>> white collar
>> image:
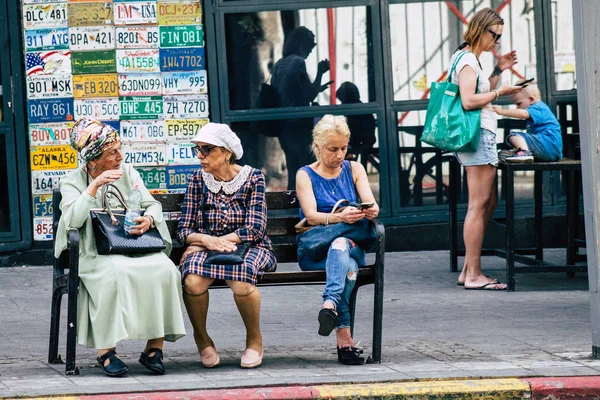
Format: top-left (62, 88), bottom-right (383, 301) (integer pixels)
top-left (202, 165), bottom-right (252, 194)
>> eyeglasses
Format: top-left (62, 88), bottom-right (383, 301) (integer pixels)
top-left (192, 145), bottom-right (216, 157)
top-left (487, 28), bottom-right (502, 42)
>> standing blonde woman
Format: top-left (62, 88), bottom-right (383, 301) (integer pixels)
top-left (295, 115), bottom-right (379, 365)
top-left (452, 8), bottom-right (523, 290)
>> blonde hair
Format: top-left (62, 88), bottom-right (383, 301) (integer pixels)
top-left (522, 83), bottom-right (542, 101)
top-left (463, 8), bottom-right (504, 55)
top-left (311, 114), bottom-right (351, 158)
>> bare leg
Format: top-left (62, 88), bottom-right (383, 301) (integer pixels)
top-left (229, 281), bottom-right (263, 353)
top-left (336, 328), bottom-right (354, 348)
top-left (143, 338), bottom-right (164, 357)
top-left (183, 274), bottom-right (214, 354)
top-left (508, 135), bottom-right (529, 151)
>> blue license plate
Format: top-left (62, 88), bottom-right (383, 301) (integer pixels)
top-left (102, 120), bottom-right (120, 131)
top-left (166, 165), bottom-right (198, 189)
top-left (25, 28), bottom-right (69, 51)
top-left (159, 48), bottom-right (204, 72)
top-left (33, 194), bottom-right (54, 217)
top-left (27, 98), bottom-right (74, 123)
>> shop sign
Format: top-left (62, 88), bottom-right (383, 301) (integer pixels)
top-left (120, 96), bottom-right (163, 120)
top-left (159, 25), bottom-right (204, 48)
top-left (28, 98), bottom-right (74, 123)
top-left (157, 1), bottom-right (202, 26)
top-left (121, 143), bottom-right (167, 166)
top-left (69, 26), bottom-right (116, 51)
top-left (29, 122), bottom-right (73, 146)
top-left (116, 26), bottom-right (159, 49)
top-left (74, 98), bottom-right (120, 120)
top-left (23, 4), bottom-right (68, 29)
top-left (33, 194), bottom-right (54, 217)
top-left (165, 118), bottom-right (208, 141)
top-left (25, 51), bottom-right (72, 76)
top-left (27, 74), bottom-right (73, 100)
top-left (30, 145), bottom-right (78, 171)
top-left (25, 28), bottom-right (69, 51)
top-left (166, 165), bottom-right (197, 189)
top-left (159, 47), bottom-right (204, 72)
top-left (33, 217), bottom-right (53, 241)
top-left (31, 170), bottom-right (69, 194)
top-left (114, 2), bottom-right (157, 25)
top-left (71, 50), bottom-right (116, 74)
top-left (119, 73), bottom-right (162, 96)
top-left (137, 167), bottom-right (167, 189)
top-left (68, 2), bottom-right (113, 26)
top-left (121, 120), bottom-right (165, 141)
top-left (116, 49), bottom-right (160, 73)
top-left (73, 74), bottom-right (119, 98)
top-left (167, 143), bottom-right (197, 164)
top-left (163, 94), bottom-right (208, 119)
top-left (161, 70), bottom-right (206, 95)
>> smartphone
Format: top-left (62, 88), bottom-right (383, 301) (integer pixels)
top-left (358, 202), bottom-right (375, 210)
top-left (323, 80), bottom-right (335, 86)
top-left (516, 78), bottom-right (535, 87)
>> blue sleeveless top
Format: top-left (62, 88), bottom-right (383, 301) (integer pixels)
top-left (299, 160), bottom-right (357, 219)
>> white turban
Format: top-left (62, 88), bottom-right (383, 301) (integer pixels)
top-left (191, 123), bottom-right (244, 160)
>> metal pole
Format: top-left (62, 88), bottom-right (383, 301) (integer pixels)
top-left (572, 0), bottom-right (600, 358)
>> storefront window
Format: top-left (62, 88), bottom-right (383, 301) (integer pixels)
top-left (551, 0), bottom-right (576, 91)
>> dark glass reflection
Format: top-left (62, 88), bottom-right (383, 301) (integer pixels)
top-left (0, 136), bottom-right (11, 231)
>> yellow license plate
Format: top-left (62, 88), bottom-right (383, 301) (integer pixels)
top-left (165, 118), bottom-right (209, 142)
top-left (30, 145), bottom-right (78, 171)
top-left (68, 2), bottom-right (113, 26)
top-left (157, 1), bottom-right (202, 25)
top-left (73, 74), bottom-right (119, 98)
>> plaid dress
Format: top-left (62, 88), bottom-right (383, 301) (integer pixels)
top-left (177, 167), bottom-right (276, 285)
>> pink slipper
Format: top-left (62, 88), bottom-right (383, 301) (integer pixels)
top-left (240, 348), bottom-right (263, 368)
top-left (200, 345), bottom-right (220, 368)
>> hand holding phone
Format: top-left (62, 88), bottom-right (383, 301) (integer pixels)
top-left (516, 78), bottom-right (534, 87)
top-left (357, 202), bottom-right (374, 210)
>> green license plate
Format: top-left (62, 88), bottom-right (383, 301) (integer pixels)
top-left (120, 96), bottom-right (163, 120)
top-left (136, 167), bottom-right (166, 189)
top-left (159, 25), bottom-right (203, 48)
top-left (71, 50), bottom-right (117, 74)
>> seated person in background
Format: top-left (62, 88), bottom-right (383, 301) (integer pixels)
top-left (493, 83), bottom-right (562, 163)
top-left (55, 118), bottom-right (186, 377)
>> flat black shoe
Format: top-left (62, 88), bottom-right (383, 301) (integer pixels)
top-left (139, 348), bottom-right (165, 375)
top-left (337, 346), bottom-right (365, 365)
top-left (318, 308), bottom-right (337, 336)
top-left (97, 350), bottom-right (129, 377)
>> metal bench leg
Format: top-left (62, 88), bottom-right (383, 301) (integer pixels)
top-left (506, 167), bottom-right (516, 291)
top-left (348, 286), bottom-right (358, 338)
top-left (65, 245), bottom-right (80, 375)
top-left (449, 157), bottom-right (458, 272)
top-left (371, 268), bottom-right (384, 364)
top-left (567, 170), bottom-right (577, 266)
top-left (48, 287), bottom-right (63, 364)
top-left (534, 171), bottom-right (543, 261)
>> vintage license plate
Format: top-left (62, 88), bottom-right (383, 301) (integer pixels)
top-left (30, 145), bottom-right (78, 171)
top-left (120, 96), bottom-right (163, 120)
top-left (73, 74), bottom-right (119, 98)
top-left (119, 73), bottom-right (162, 96)
top-left (71, 50), bottom-right (116, 74)
top-left (116, 49), bottom-right (160, 73)
top-left (116, 26), bottom-right (159, 49)
top-left (165, 118), bottom-right (208, 141)
top-left (69, 26), bottom-right (115, 51)
top-left (24, 0), bottom-right (65, 4)
top-left (33, 217), bottom-right (54, 241)
top-left (120, 120), bottom-right (165, 141)
top-left (122, 143), bottom-right (167, 166)
top-left (68, 2), bottom-right (113, 26)
top-left (29, 122), bottom-right (73, 146)
top-left (23, 4), bottom-right (68, 29)
top-left (157, 1), bottom-right (202, 25)
top-left (33, 194), bottom-right (54, 217)
top-left (159, 25), bottom-right (204, 48)
top-left (163, 95), bottom-right (208, 119)
top-left (161, 71), bottom-right (206, 95)
top-left (27, 74), bottom-right (73, 100)
top-left (25, 28), bottom-right (69, 51)
top-left (28, 98), bottom-right (74, 123)
top-left (166, 165), bottom-right (197, 189)
top-left (25, 51), bottom-right (72, 76)
top-left (159, 48), bottom-right (204, 72)
top-left (167, 142), bottom-right (197, 164)
top-left (31, 170), bottom-right (69, 194)
top-left (74, 98), bottom-right (120, 120)
top-left (137, 166), bottom-right (166, 189)
top-left (114, 2), bottom-right (157, 25)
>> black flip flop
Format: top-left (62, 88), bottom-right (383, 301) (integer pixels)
top-left (464, 281), bottom-right (507, 290)
top-left (318, 308), bottom-right (337, 336)
top-left (457, 276), bottom-right (500, 286)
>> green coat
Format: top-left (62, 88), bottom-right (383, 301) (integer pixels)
top-left (54, 164), bottom-right (186, 349)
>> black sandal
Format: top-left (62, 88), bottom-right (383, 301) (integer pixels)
top-left (139, 348), bottom-right (165, 375)
top-left (318, 308), bottom-right (338, 337)
top-left (337, 346), bottom-right (365, 365)
top-left (97, 350), bottom-right (129, 377)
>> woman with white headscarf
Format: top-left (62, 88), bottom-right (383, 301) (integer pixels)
top-left (55, 117), bottom-right (186, 377)
top-left (177, 123), bottom-right (276, 369)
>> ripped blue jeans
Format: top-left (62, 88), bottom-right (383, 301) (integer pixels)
top-left (299, 237), bottom-right (366, 329)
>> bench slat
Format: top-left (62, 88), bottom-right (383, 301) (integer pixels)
top-left (156, 191), bottom-right (300, 213)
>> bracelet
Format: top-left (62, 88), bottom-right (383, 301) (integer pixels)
top-left (493, 89), bottom-right (499, 101)
top-left (325, 214), bottom-right (331, 226)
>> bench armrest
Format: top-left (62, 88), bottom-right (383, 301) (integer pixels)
top-left (371, 218), bottom-right (385, 271)
top-left (67, 229), bottom-right (80, 279)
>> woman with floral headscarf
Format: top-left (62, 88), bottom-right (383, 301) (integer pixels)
top-left (55, 118), bottom-right (185, 377)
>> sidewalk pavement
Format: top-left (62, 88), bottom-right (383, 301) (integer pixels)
top-left (0, 250), bottom-right (596, 399)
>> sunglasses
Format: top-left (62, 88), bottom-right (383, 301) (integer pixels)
top-left (192, 145), bottom-right (216, 157)
top-left (487, 28), bottom-right (502, 42)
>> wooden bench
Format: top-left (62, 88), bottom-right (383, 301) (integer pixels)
top-left (48, 188), bottom-right (386, 375)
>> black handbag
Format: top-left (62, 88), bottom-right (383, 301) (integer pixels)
top-left (90, 184), bottom-right (166, 255)
top-left (199, 183), bottom-right (247, 265)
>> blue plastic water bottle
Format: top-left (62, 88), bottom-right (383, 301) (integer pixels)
top-left (124, 183), bottom-right (142, 235)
